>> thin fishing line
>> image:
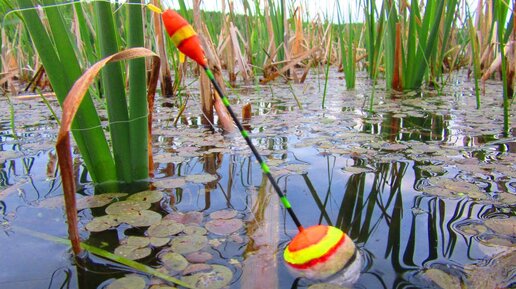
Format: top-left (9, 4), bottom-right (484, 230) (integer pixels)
top-left (70, 112), bottom-right (149, 132)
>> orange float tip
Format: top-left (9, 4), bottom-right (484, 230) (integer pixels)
top-left (161, 9), bottom-right (208, 67)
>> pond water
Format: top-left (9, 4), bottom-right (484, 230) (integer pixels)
top-left (0, 70), bottom-right (515, 289)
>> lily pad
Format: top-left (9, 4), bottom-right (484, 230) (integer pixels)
top-left (124, 236), bottom-right (151, 247)
top-left (423, 268), bottom-right (463, 289)
top-left (154, 178), bottom-right (186, 189)
top-left (181, 264), bottom-right (233, 289)
top-left (170, 235), bottom-right (208, 254)
top-left (342, 166), bottom-right (373, 174)
top-left (114, 245), bottom-right (152, 260)
top-left (153, 153), bottom-right (185, 164)
top-left (209, 209), bottom-right (237, 220)
top-left (106, 200), bottom-right (151, 215)
top-left (147, 219), bottom-right (185, 237)
top-left (454, 220), bottom-right (488, 236)
top-left (106, 275), bottom-right (146, 289)
top-left (308, 284), bottom-right (350, 289)
top-left (128, 190), bottom-right (163, 203)
top-left (150, 237), bottom-right (171, 247)
top-left (484, 217), bottom-right (516, 236)
top-left (117, 210), bottom-right (162, 227)
top-left (478, 233), bottom-right (516, 247)
top-left (284, 164), bottom-right (310, 174)
top-left (76, 193), bottom-right (128, 210)
top-left (185, 173), bottom-right (218, 184)
top-left (160, 251), bottom-right (189, 272)
top-left (85, 215), bottom-right (119, 232)
top-left (184, 225), bottom-right (207, 235)
top-left (205, 219), bottom-right (243, 235)
top-left (165, 211), bottom-right (203, 225)
top-left (185, 251), bottom-right (213, 263)
top-left (183, 263), bottom-right (212, 275)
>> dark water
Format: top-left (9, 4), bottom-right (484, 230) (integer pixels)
top-left (0, 70), bottom-right (515, 289)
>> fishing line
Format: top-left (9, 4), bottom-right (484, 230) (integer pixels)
top-left (70, 112), bottom-right (149, 132)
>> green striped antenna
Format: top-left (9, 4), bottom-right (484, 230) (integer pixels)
top-left (203, 65), bottom-right (304, 232)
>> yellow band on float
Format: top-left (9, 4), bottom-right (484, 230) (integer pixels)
top-left (170, 25), bottom-right (197, 47)
top-left (284, 226), bottom-right (343, 265)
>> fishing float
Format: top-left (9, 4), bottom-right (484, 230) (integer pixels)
top-left (148, 4), bottom-right (359, 281)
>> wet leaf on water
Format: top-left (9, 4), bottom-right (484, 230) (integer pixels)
top-left (164, 211), bottom-right (203, 225)
top-left (160, 251), bottom-right (189, 272)
top-left (478, 233), bottom-right (516, 247)
top-left (128, 190), bottom-right (163, 203)
top-left (181, 264), bottom-right (233, 289)
top-left (105, 200), bottom-right (151, 215)
top-left (209, 209), bottom-right (237, 220)
top-left (185, 174), bottom-right (218, 184)
top-left (149, 285), bottom-right (176, 289)
top-left (150, 237), bottom-right (171, 247)
top-left (124, 236), bottom-right (151, 248)
top-left (117, 210), bottom-right (162, 227)
top-left (114, 245), bottom-right (152, 260)
top-left (205, 219), bottom-right (243, 235)
top-left (170, 234), bottom-right (208, 254)
top-left (183, 263), bottom-right (212, 275)
top-left (464, 250), bottom-right (516, 289)
top-left (381, 143), bottom-right (408, 151)
top-left (184, 225), bottom-right (207, 235)
top-left (153, 178), bottom-right (186, 189)
top-left (85, 215), bottom-right (119, 232)
top-left (308, 283), bottom-right (351, 289)
top-left (0, 151), bottom-right (22, 162)
top-left (454, 220), bottom-right (488, 236)
top-left (423, 268), bottom-right (462, 289)
top-left (106, 275), bottom-right (146, 289)
top-left (418, 165), bottom-right (446, 174)
top-left (147, 219), bottom-right (185, 237)
top-left (342, 166), bottom-right (373, 174)
top-left (76, 193), bottom-right (128, 210)
top-left (484, 217), bottom-right (516, 236)
top-left (284, 164), bottom-right (310, 174)
top-left (153, 153), bottom-right (185, 164)
top-left (421, 186), bottom-right (461, 199)
top-left (185, 251), bottom-right (213, 263)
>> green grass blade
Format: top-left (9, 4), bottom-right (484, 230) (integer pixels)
top-left (94, 1), bottom-right (132, 183)
top-left (15, 0), bottom-right (116, 184)
top-left (126, 0), bottom-right (148, 183)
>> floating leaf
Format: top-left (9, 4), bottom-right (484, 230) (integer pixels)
top-left (85, 215), bottom-right (119, 232)
top-left (76, 193), bottom-right (128, 210)
top-left (154, 153), bottom-right (185, 164)
top-left (170, 235), bottom-right (208, 254)
top-left (161, 251), bottom-right (189, 272)
top-left (128, 190), bottom-right (163, 203)
top-left (106, 200), bottom-right (151, 215)
top-left (342, 166), bottom-right (373, 174)
top-left (185, 173), bottom-right (218, 184)
top-left (154, 178), bottom-right (186, 189)
top-left (478, 233), bottom-right (516, 247)
top-left (284, 164), bottom-right (310, 174)
top-left (423, 268), bottom-right (462, 289)
top-left (184, 225), bottom-right (207, 235)
top-left (150, 237), bottom-right (171, 247)
top-left (114, 245), bottom-right (152, 260)
top-left (106, 275), bottom-right (146, 289)
top-left (454, 220), bottom-right (488, 236)
top-left (484, 217), bottom-right (516, 236)
top-left (308, 284), bottom-right (350, 289)
top-left (124, 236), bottom-right (151, 248)
top-left (205, 219), bottom-right (243, 235)
top-left (165, 211), bottom-right (203, 225)
top-left (185, 251), bottom-right (213, 263)
top-left (118, 210), bottom-right (162, 227)
top-left (209, 209), bottom-right (237, 220)
top-left (381, 143), bottom-right (408, 151)
top-left (147, 219), bottom-right (185, 237)
top-left (183, 263), bottom-right (212, 275)
top-left (181, 264), bottom-right (233, 289)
